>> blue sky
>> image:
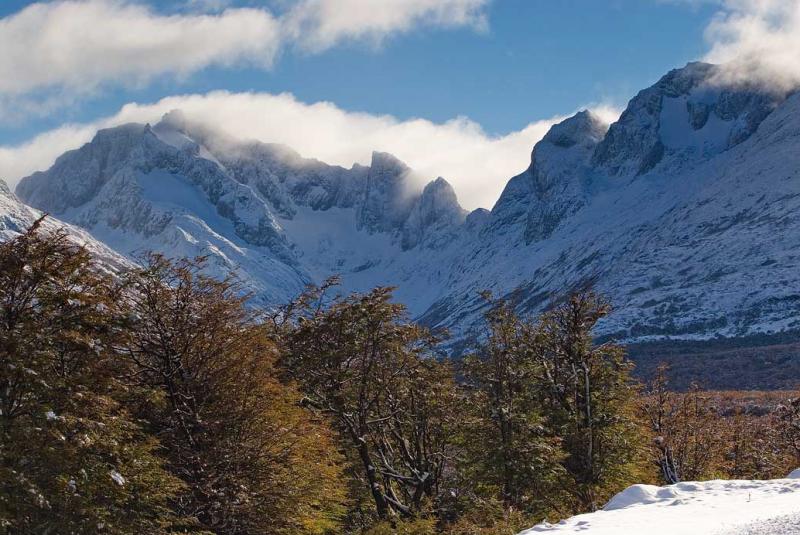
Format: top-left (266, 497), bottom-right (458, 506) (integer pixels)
top-left (1, 0), bottom-right (792, 209)
top-left (0, 0), bottom-right (718, 144)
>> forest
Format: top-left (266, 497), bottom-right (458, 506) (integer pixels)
top-left (2, 220), bottom-right (800, 535)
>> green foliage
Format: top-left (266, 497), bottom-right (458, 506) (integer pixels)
top-left (443, 504), bottom-right (532, 535)
top-left (457, 291), bottom-right (647, 525)
top-left (279, 285), bottom-right (648, 531)
top-left (119, 254), bottom-right (349, 534)
top-left (0, 221), bottom-right (658, 534)
top-left (0, 224), bottom-right (349, 534)
top-left (537, 292), bottom-right (648, 511)
top-left (459, 299), bottom-right (566, 518)
top-left (277, 283), bottom-right (460, 521)
top-left (0, 220), bottom-right (185, 533)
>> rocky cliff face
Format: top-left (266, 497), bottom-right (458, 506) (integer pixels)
top-left (592, 62), bottom-right (782, 177)
top-left (14, 61), bottom-right (800, 346)
top-left (402, 177), bottom-right (467, 250)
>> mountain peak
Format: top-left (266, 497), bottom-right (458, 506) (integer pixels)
top-left (592, 61), bottom-right (783, 177)
top-left (10, 60), bottom-right (800, 357)
top-left (657, 61), bottom-right (717, 97)
top-left (485, 109), bottom-right (611, 242)
top-left (16, 121), bottom-right (158, 214)
top-left (427, 176), bottom-right (456, 193)
top-left (356, 152), bottom-right (416, 234)
top-left (159, 109), bottom-right (191, 131)
top-left (151, 109), bottom-right (220, 148)
top-left (541, 110), bottom-right (610, 150)
top-left (419, 176), bottom-right (462, 218)
top-left (401, 176), bottom-right (466, 250)
top-left (95, 122), bottom-right (149, 142)
top-left (369, 151), bottom-right (409, 177)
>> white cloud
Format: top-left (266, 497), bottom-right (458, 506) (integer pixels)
top-left (0, 1), bottom-right (281, 96)
top-left (284, 0), bottom-right (489, 51)
top-left (0, 0), bottom-right (491, 113)
top-left (702, 0), bottom-right (800, 91)
top-left (0, 91), bottom-right (618, 210)
top-left (0, 123), bottom-right (99, 186)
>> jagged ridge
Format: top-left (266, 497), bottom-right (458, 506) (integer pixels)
top-left (14, 62), bottom-right (800, 348)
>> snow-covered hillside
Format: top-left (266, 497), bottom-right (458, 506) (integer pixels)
top-left (521, 471), bottom-right (800, 535)
top-left (15, 111), bottom-right (466, 309)
top-left (13, 61), bottom-right (800, 346)
top-left (0, 178), bottom-right (127, 269)
top-left (419, 62), bottom-right (799, 343)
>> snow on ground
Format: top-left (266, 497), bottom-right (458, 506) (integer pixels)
top-left (520, 472), bottom-right (800, 535)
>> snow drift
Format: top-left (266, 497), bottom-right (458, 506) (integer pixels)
top-left (521, 472), bottom-right (800, 535)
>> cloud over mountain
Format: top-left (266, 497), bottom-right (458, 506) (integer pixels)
top-left (0, 90), bottom-right (618, 210)
top-left (703, 0), bottom-right (800, 91)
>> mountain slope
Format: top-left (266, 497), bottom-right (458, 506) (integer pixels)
top-left (16, 111), bottom-right (467, 309)
top-left (15, 62), bottom-right (800, 350)
top-left (0, 178), bottom-right (129, 276)
top-left (418, 62), bottom-right (799, 344)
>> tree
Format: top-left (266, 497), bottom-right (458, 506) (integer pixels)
top-left (722, 407), bottom-right (784, 480)
top-left (0, 220), bottom-right (184, 533)
top-left (277, 283), bottom-right (459, 522)
top-left (774, 396), bottom-right (800, 466)
top-left (536, 291), bottom-right (645, 511)
top-left (117, 254), bottom-right (348, 534)
top-left (640, 370), bottom-right (724, 484)
top-left (459, 297), bottom-right (566, 518)
top-left (639, 364), bottom-right (683, 484)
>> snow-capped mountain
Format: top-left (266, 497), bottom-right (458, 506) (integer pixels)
top-left (14, 62), bottom-right (800, 346)
top-left (15, 110), bottom-right (468, 310)
top-left (0, 178), bottom-right (127, 269)
top-left (417, 61), bottom-right (799, 343)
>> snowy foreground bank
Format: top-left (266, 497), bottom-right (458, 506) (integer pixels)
top-left (520, 470), bottom-right (800, 535)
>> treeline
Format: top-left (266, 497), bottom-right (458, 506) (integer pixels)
top-left (1, 221), bottom-right (799, 534)
top-left (641, 370), bottom-right (800, 484)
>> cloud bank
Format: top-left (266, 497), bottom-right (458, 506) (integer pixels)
top-left (0, 1), bottom-right (281, 96)
top-left (703, 0), bottom-right (800, 91)
top-left (0, 0), bottom-right (489, 103)
top-left (0, 91), bottom-right (618, 211)
top-left (284, 0), bottom-right (488, 51)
